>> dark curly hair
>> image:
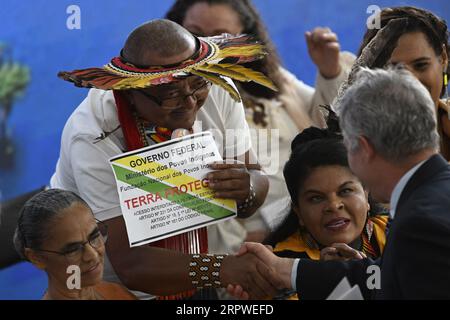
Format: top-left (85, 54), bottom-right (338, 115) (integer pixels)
top-left (264, 113), bottom-right (386, 247)
top-left (165, 0), bottom-right (284, 99)
top-left (359, 6), bottom-right (449, 97)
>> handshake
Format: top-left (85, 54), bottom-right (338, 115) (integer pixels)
top-left (220, 242), bottom-right (365, 299)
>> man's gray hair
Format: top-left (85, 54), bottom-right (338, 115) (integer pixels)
top-left (336, 66), bottom-right (440, 161)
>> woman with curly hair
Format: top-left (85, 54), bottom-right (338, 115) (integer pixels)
top-left (166, 0), bottom-right (354, 247)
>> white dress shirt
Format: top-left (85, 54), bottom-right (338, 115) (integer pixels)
top-left (389, 160), bottom-right (426, 218)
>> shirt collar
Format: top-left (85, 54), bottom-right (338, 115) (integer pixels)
top-left (389, 160), bottom-right (427, 218)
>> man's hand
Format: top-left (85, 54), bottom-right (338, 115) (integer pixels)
top-left (306, 27), bottom-right (341, 79)
top-left (320, 243), bottom-right (366, 261)
top-left (226, 242), bottom-right (295, 299)
top-left (207, 162), bottom-right (252, 205)
top-left (220, 252), bottom-right (279, 299)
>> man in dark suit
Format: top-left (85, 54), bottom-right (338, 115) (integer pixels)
top-left (229, 67), bottom-right (450, 299)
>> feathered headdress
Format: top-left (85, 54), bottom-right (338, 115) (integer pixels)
top-left (58, 34), bottom-right (277, 102)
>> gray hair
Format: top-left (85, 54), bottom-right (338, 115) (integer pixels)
top-left (336, 66), bottom-right (440, 161)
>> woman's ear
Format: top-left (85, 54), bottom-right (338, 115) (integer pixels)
top-left (364, 189), bottom-right (370, 211)
top-left (364, 190), bottom-right (371, 211)
top-left (24, 248), bottom-right (47, 270)
top-left (292, 204), bottom-right (305, 227)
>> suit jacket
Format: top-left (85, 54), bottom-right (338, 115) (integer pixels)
top-left (296, 154), bottom-right (450, 299)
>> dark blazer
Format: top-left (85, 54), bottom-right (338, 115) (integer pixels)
top-left (296, 154), bottom-right (450, 299)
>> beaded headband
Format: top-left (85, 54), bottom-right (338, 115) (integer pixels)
top-left (58, 34), bottom-right (277, 102)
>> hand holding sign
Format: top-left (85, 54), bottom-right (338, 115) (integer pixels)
top-left (110, 132), bottom-right (237, 247)
top-left (207, 162), bottom-right (251, 203)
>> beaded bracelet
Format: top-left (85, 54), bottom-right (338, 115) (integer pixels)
top-left (237, 181), bottom-right (256, 212)
top-left (189, 254), bottom-right (227, 289)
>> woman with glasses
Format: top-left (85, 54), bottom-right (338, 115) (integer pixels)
top-left (13, 189), bottom-right (136, 300)
top-left (51, 20), bottom-right (276, 300)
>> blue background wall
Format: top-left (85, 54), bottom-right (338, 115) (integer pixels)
top-left (1, 0), bottom-right (449, 299)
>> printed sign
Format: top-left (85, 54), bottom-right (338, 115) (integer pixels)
top-left (110, 132), bottom-right (237, 247)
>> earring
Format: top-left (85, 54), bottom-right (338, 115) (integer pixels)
top-left (444, 73), bottom-right (449, 105)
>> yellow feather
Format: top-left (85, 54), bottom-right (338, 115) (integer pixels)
top-left (217, 44), bottom-right (266, 59)
top-left (221, 64), bottom-right (277, 91)
top-left (112, 77), bottom-right (153, 90)
top-left (196, 64), bottom-right (249, 82)
top-left (197, 63), bottom-right (277, 91)
top-left (190, 70), bottom-right (241, 102)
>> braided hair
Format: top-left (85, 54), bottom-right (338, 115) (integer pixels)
top-left (359, 6), bottom-right (449, 97)
top-left (13, 189), bottom-right (90, 260)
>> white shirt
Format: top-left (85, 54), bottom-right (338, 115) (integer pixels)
top-left (389, 160), bottom-right (426, 218)
top-left (51, 85), bottom-right (252, 221)
top-left (50, 84), bottom-right (253, 295)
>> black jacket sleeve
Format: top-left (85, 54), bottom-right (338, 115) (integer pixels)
top-left (383, 210), bottom-right (450, 299)
top-left (296, 257), bottom-right (379, 300)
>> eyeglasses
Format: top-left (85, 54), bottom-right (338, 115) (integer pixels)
top-left (36, 220), bottom-right (108, 264)
top-left (135, 79), bottom-right (211, 110)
